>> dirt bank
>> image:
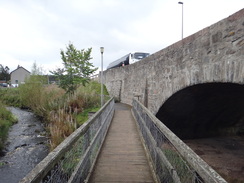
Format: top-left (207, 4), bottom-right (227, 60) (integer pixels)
top-left (185, 136), bottom-right (244, 183)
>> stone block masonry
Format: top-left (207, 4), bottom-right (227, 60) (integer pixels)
top-left (103, 8), bottom-right (244, 114)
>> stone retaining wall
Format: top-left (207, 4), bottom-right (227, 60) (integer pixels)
top-left (103, 9), bottom-right (244, 114)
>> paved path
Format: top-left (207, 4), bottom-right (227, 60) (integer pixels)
top-left (88, 103), bottom-right (155, 183)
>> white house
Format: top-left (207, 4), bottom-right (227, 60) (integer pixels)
top-left (10, 65), bottom-right (30, 86)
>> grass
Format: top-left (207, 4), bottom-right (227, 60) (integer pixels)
top-left (0, 88), bottom-right (21, 107)
top-left (43, 81), bottom-right (108, 149)
top-left (0, 102), bottom-right (18, 152)
top-left (0, 78), bottom-right (109, 151)
top-left (48, 81), bottom-right (107, 149)
top-left (163, 148), bottom-right (194, 182)
top-left (76, 107), bottom-right (100, 126)
top-left (0, 161), bottom-right (6, 167)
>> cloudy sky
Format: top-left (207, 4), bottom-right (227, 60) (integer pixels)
top-left (0, 0), bottom-right (243, 74)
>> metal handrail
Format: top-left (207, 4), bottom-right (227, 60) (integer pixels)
top-left (132, 99), bottom-right (227, 183)
top-left (20, 98), bottom-right (115, 183)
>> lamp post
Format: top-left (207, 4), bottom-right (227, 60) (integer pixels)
top-left (178, 1), bottom-right (183, 40)
top-left (100, 47), bottom-right (104, 107)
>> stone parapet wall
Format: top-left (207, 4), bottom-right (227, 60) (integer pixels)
top-left (103, 9), bottom-right (244, 114)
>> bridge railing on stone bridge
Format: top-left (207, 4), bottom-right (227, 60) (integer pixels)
top-left (132, 99), bottom-right (228, 183)
top-left (20, 98), bottom-right (115, 183)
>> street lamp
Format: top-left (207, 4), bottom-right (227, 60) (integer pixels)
top-left (178, 1), bottom-right (183, 40)
top-left (100, 47), bottom-right (104, 107)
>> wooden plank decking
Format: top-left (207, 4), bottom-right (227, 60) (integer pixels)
top-left (88, 103), bottom-right (155, 183)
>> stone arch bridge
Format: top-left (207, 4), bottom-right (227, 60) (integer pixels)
top-left (103, 9), bottom-right (244, 139)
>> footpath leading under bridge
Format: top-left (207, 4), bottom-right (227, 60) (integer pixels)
top-left (21, 98), bottom-right (227, 183)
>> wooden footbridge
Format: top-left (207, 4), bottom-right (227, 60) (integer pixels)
top-left (21, 98), bottom-right (227, 183)
top-left (88, 103), bottom-right (154, 182)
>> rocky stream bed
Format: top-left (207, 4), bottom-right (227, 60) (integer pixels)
top-left (0, 107), bottom-right (49, 183)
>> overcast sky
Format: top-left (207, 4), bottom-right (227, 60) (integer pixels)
top-left (0, 0), bottom-right (243, 74)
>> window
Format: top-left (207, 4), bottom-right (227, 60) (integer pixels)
top-left (133, 53), bottom-right (149, 59)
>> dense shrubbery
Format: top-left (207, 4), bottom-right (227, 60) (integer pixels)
top-left (0, 44), bottom-right (105, 150)
top-left (0, 77), bottom-right (109, 150)
top-left (19, 76), bottom-right (65, 118)
top-left (47, 81), bottom-right (109, 149)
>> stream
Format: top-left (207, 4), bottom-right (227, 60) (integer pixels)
top-left (0, 107), bottom-right (49, 183)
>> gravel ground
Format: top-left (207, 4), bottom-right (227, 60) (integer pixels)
top-left (185, 136), bottom-right (244, 183)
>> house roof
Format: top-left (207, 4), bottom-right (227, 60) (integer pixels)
top-left (10, 66), bottom-right (31, 75)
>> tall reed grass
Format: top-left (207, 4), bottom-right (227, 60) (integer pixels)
top-left (0, 77), bottom-right (108, 150)
top-left (19, 77), bottom-right (65, 117)
top-left (47, 81), bottom-right (108, 149)
top-left (17, 77), bottom-right (108, 150)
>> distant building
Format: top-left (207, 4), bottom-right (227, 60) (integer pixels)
top-left (10, 65), bottom-right (30, 86)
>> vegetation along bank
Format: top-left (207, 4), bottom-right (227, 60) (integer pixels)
top-left (0, 43), bottom-right (109, 152)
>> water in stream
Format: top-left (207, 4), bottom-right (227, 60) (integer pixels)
top-left (0, 107), bottom-right (49, 183)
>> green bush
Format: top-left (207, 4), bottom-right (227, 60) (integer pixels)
top-left (18, 75), bottom-right (65, 118)
top-left (19, 82), bottom-right (42, 109)
top-left (0, 103), bottom-right (18, 151)
top-left (77, 81), bottom-right (110, 107)
top-left (0, 88), bottom-right (21, 107)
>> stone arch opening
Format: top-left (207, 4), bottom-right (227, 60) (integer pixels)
top-left (156, 83), bottom-right (244, 139)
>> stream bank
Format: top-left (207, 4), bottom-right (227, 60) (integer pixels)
top-left (0, 107), bottom-right (49, 183)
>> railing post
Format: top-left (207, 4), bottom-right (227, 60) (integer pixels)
top-left (20, 98), bottom-right (115, 183)
top-left (132, 98), bottom-right (227, 183)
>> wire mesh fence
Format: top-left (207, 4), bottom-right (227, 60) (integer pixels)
top-left (132, 99), bottom-right (227, 183)
top-left (20, 98), bottom-right (115, 183)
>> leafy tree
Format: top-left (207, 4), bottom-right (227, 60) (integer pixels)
top-left (0, 65), bottom-right (10, 81)
top-left (29, 62), bottom-right (48, 84)
top-left (51, 43), bottom-right (97, 94)
top-left (31, 61), bottom-right (45, 75)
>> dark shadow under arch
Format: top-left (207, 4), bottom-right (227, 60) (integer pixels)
top-left (156, 83), bottom-right (244, 139)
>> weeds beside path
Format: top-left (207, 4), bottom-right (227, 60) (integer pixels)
top-left (0, 80), bottom-right (109, 151)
